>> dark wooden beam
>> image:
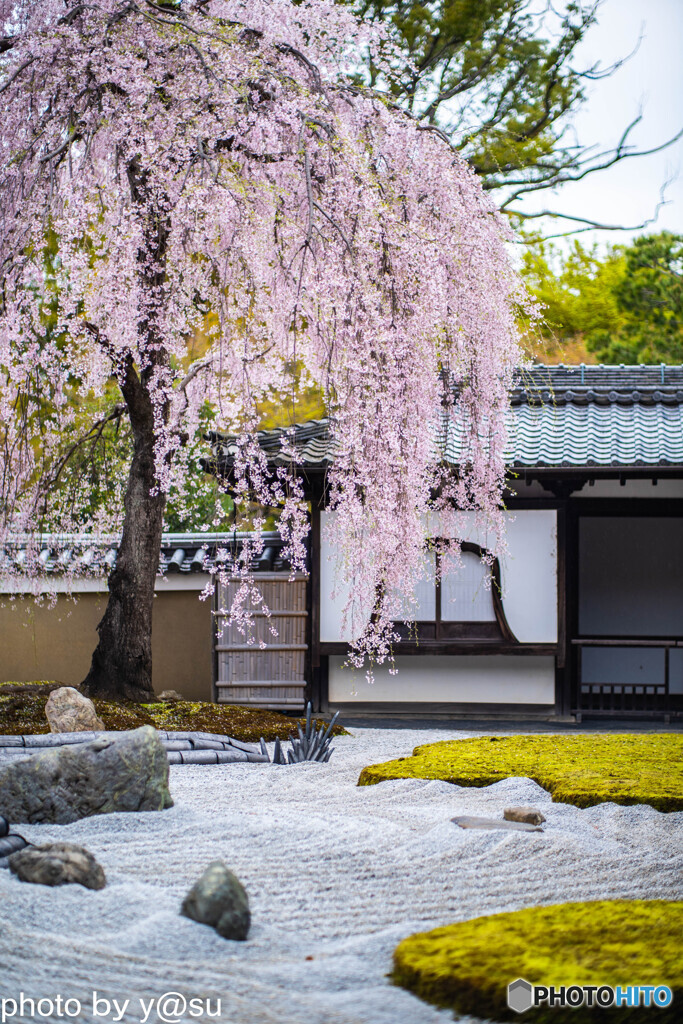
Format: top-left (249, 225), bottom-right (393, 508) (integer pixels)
top-left (327, 701), bottom-right (560, 719)
top-left (555, 500), bottom-right (570, 716)
top-left (320, 641), bottom-right (558, 657)
top-left (308, 492), bottom-right (322, 711)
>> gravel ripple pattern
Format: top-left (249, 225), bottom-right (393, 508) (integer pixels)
top-left (1, 727), bottom-right (682, 1024)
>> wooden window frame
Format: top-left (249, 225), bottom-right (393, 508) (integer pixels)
top-left (392, 540), bottom-right (518, 645)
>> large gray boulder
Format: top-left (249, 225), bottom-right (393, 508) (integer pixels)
top-left (45, 686), bottom-right (105, 733)
top-left (0, 726), bottom-right (173, 824)
top-left (181, 861), bottom-right (250, 941)
top-left (9, 843), bottom-right (106, 890)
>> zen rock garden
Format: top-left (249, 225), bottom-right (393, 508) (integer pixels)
top-left (0, 690), bottom-right (339, 945)
top-left (0, 716), bottom-right (254, 941)
top-left (0, 684), bottom-right (681, 1024)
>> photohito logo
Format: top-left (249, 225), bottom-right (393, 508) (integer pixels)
top-left (507, 979), bottom-right (673, 1013)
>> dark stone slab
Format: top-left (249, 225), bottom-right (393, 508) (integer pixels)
top-left (161, 731), bottom-right (225, 743)
top-left (23, 732), bottom-right (97, 747)
top-left (215, 750), bottom-right (248, 764)
top-left (0, 751), bottom-right (32, 765)
top-left (223, 738), bottom-right (262, 754)
top-left (185, 731), bottom-right (234, 743)
top-left (179, 750), bottom-right (219, 765)
top-left (0, 834), bottom-right (30, 860)
top-left (1, 731), bottom-right (264, 767)
top-left (452, 815), bottom-right (544, 833)
top-left (189, 739), bottom-right (229, 751)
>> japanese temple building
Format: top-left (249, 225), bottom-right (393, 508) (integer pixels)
top-left (2, 364), bottom-right (682, 722)
top-left (210, 364), bottom-right (683, 721)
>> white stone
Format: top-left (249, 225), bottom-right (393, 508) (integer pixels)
top-left (45, 687), bottom-right (104, 734)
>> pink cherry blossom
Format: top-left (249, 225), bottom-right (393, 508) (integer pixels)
top-left (0, 1), bottom-right (527, 687)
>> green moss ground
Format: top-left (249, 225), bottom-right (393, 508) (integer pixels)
top-left (392, 900), bottom-right (683, 1022)
top-left (358, 734), bottom-right (683, 811)
top-left (0, 681), bottom-right (345, 742)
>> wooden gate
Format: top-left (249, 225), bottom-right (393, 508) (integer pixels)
top-left (213, 574), bottom-right (308, 710)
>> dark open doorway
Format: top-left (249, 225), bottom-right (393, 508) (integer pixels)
top-left (569, 502), bottom-right (683, 720)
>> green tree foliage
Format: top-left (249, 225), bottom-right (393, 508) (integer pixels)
top-left (520, 232), bottom-right (683, 364)
top-left (603, 232), bottom-right (683, 364)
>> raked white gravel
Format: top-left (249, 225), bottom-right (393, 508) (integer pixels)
top-left (1, 726), bottom-right (682, 1024)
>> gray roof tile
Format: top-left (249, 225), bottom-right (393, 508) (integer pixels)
top-left (209, 365), bottom-right (683, 470)
top-left (1, 532), bottom-right (297, 578)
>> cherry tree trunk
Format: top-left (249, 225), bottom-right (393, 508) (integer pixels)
top-left (81, 360), bottom-right (165, 702)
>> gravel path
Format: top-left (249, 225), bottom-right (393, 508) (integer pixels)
top-left (1, 726), bottom-right (682, 1024)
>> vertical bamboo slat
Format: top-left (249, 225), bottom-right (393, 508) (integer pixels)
top-left (213, 574), bottom-right (308, 710)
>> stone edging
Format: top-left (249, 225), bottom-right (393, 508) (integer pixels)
top-left (0, 731), bottom-right (270, 766)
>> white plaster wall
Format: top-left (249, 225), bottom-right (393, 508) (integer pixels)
top-left (497, 511), bottom-right (557, 642)
top-left (0, 573), bottom-right (212, 595)
top-left (320, 510), bottom-right (557, 643)
top-left (328, 655), bottom-right (556, 704)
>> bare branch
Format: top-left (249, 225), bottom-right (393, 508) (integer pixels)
top-left (572, 24), bottom-right (644, 81)
top-left (500, 121), bottom-right (683, 208)
top-left (39, 134), bottom-right (81, 164)
top-left (514, 177), bottom-right (673, 238)
top-left (276, 42), bottom-right (322, 93)
top-left (176, 355), bottom-right (213, 394)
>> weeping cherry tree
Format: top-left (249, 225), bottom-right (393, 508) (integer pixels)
top-left (0, 0), bottom-right (525, 700)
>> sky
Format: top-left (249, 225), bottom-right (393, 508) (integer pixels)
top-left (513, 0), bottom-right (683, 251)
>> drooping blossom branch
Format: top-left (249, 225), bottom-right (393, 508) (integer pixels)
top-left (0, 0), bottom-right (528, 682)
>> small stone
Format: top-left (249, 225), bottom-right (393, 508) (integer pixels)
top-left (181, 860), bottom-right (250, 941)
top-left (452, 815), bottom-right (543, 833)
top-left (45, 687), bottom-right (104, 733)
top-left (158, 690), bottom-right (183, 702)
top-left (504, 806), bottom-right (547, 826)
top-left (9, 843), bottom-right (106, 890)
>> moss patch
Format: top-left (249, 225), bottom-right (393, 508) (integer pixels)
top-left (358, 734), bottom-right (683, 812)
top-left (0, 683), bottom-right (344, 743)
top-left (393, 900), bottom-right (683, 1022)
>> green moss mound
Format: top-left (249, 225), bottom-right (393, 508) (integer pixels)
top-left (0, 683), bottom-right (344, 742)
top-left (393, 900), bottom-right (683, 1022)
top-left (358, 733), bottom-right (683, 812)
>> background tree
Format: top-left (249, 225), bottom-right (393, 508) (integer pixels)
top-left (0, 0), bottom-right (525, 699)
top-left (519, 232), bottom-right (683, 364)
top-left (598, 232), bottom-right (683, 364)
top-left (345, 0), bottom-right (681, 230)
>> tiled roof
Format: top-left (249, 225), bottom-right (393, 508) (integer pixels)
top-left (0, 532), bottom-right (297, 578)
top-left (504, 400), bottom-right (682, 467)
top-left (209, 365), bottom-right (683, 470)
top-left (513, 363), bottom-right (683, 392)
